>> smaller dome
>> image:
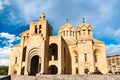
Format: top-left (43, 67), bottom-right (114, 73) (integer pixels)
top-left (58, 23), bottom-right (75, 33)
top-left (77, 23), bottom-right (92, 31)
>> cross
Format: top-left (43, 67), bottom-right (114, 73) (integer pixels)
top-left (82, 17), bottom-right (85, 23)
top-left (40, 13), bottom-right (45, 20)
top-left (66, 18), bottom-right (68, 23)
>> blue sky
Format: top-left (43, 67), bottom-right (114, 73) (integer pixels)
top-left (0, 0), bottom-right (120, 65)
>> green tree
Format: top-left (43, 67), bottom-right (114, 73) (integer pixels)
top-left (108, 70), bottom-right (112, 74)
top-left (0, 66), bottom-right (8, 75)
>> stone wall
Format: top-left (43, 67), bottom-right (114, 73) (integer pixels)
top-left (1, 75), bottom-right (120, 80)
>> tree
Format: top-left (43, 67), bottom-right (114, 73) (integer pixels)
top-left (108, 70), bottom-right (112, 74)
top-left (0, 66), bottom-right (8, 75)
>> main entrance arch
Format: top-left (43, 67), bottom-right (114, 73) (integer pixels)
top-left (30, 55), bottom-right (41, 75)
top-left (48, 65), bottom-right (58, 74)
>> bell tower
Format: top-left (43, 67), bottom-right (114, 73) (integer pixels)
top-left (29, 13), bottom-right (52, 40)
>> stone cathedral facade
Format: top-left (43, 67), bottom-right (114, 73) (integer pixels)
top-left (8, 13), bottom-right (108, 75)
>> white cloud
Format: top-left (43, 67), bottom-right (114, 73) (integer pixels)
top-left (96, 27), bottom-right (120, 42)
top-left (0, 59), bottom-right (9, 66)
top-left (0, 47), bottom-right (10, 65)
top-left (12, 0), bottom-right (54, 24)
top-left (106, 44), bottom-right (120, 56)
top-left (7, 0), bottom-right (119, 32)
top-left (0, 32), bottom-right (20, 66)
top-left (0, 32), bottom-right (20, 47)
top-left (0, 0), bottom-right (9, 10)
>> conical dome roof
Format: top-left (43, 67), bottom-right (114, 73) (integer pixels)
top-left (76, 23), bottom-right (92, 31)
top-left (59, 23), bottom-right (75, 33)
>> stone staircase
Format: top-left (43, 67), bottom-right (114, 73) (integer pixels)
top-left (1, 75), bottom-right (120, 80)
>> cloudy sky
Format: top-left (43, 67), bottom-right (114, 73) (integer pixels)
top-left (0, 0), bottom-right (120, 65)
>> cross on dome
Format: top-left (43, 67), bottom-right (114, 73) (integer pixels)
top-left (82, 17), bottom-right (85, 23)
top-left (66, 18), bottom-right (68, 23)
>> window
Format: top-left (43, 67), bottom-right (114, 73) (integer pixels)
top-left (39, 25), bottom-right (42, 29)
top-left (22, 46), bottom-right (27, 62)
top-left (66, 31), bottom-right (68, 36)
top-left (64, 48), bottom-right (66, 63)
top-left (35, 25), bottom-right (37, 33)
top-left (84, 54), bottom-right (87, 62)
top-left (108, 62), bottom-right (111, 66)
top-left (118, 69), bottom-right (120, 71)
top-left (112, 58), bottom-right (115, 63)
top-left (39, 25), bottom-right (42, 34)
top-left (88, 30), bottom-right (91, 35)
top-left (75, 56), bottom-right (78, 63)
top-left (73, 31), bottom-right (74, 36)
top-left (50, 44), bottom-right (58, 60)
top-left (63, 31), bottom-right (65, 36)
top-left (112, 65), bottom-right (116, 68)
top-left (83, 30), bottom-right (85, 35)
top-left (78, 31), bottom-right (81, 36)
top-left (116, 62), bottom-right (120, 65)
top-left (76, 67), bottom-right (78, 74)
top-left (15, 57), bottom-right (17, 64)
top-left (39, 30), bottom-right (41, 33)
top-left (95, 55), bottom-right (97, 62)
top-left (70, 31), bottom-right (72, 36)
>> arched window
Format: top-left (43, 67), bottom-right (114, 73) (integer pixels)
top-left (83, 30), bottom-right (85, 35)
top-left (95, 55), bottom-right (97, 62)
top-left (22, 46), bottom-right (27, 62)
top-left (66, 31), bottom-right (68, 36)
top-left (39, 30), bottom-right (41, 33)
top-left (39, 25), bottom-right (42, 34)
top-left (73, 31), bottom-right (74, 36)
top-left (63, 31), bottom-right (65, 36)
top-left (39, 25), bottom-right (42, 29)
top-left (78, 31), bottom-right (81, 36)
top-left (49, 43), bottom-right (58, 60)
top-left (35, 25), bottom-right (37, 34)
top-left (64, 48), bottom-right (66, 63)
top-left (88, 30), bottom-right (91, 35)
top-left (94, 49), bottom-right (100, 63)
top-left (84, 54), bottom-right (87, 62)
top-left (70, 31), bottom-right (72, 36)
top-left (15, 57), bottom-right (17, 64)
top-left (73, 51), bottom-right (78, 63)
top-left (75, 56), bottom-right (78, 63)
top-left (112, 58), bottom-right (115, 63)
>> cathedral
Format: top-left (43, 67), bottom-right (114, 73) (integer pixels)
top-left (8, 13), bottom-right (108, 75)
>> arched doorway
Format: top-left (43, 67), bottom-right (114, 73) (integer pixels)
top-left (84, 68), bottom-right (89, 74)
top-left (48, 65), bottom-right (58, 74)
top-left (21, 67), bottom-right (25, 75)
top-left (30, 55), bottom-right (40, 75)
